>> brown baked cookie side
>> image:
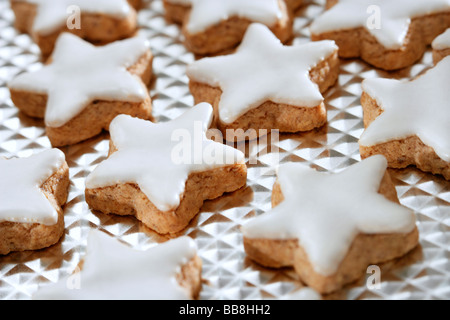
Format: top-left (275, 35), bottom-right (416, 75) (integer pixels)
top-left (177, 254), bottom-right (203, 299)
top-left (284, 0), bottom-right (304, 12)
top-left (127, 0), bottom-right (143, 10)
top-left (163, 0), bottom-right (191, 24)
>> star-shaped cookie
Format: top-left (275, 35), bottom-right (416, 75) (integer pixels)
top-left (11, 0), bottom-right (140, 56)
top-left (0, 149), bottom-right (69, 254)
top-left (310, 0), bottom-right (450, 70)
top-left (163, 0), bottom-right (304, 25)
top-left (359, 56), bottom-right (450, 180)
top-left (187, 23), bottom-right (339, 140)
top-left (33, 231), bottom-right (202, 300)
top-left (180, 0), bottom-right (293, 55)
top-left (186, 0), bottom-right (284, 34)
top-left (242, 155), bottom-right (418, 293)
top-left (8, 32), bottom-right (153, 147)
top-left (85, 103), bottom-right (247, 234)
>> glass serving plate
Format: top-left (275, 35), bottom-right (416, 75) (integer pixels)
top-left (0, 0), bottom-right (448, 300)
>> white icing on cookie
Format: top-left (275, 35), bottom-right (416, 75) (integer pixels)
top-left (187, 23), bottom-right (337, 124)
top-left (433, 28), bottom-right (450, 50)
top-left (0, 149), bottom-right (66, 226)
top-left (360, 56), bottom-right (450, 162)
top-left (310, 0), bottom-right (450, 50)
top-left (33, 231), bottom-right (198, 300)
top-left (18, 0), bottom-right (133, 35)
top-left (241, 155), bottom-right (416, 276)
top-left (8, 33), bottom-right (149, 128)
top-left (86, 103), bottom-right (245, 212)
top-left (186, 0), bottom-right (284, 34)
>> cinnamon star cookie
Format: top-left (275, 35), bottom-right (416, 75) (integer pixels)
top-left (242, 155), bottom-right (418, 294)
top-left (0, 149), bottom-right (69, 255)
top-left (33, 231), bottom-right (202, 299)
top-left (85, 103), bottom-right (247, 235)
top-left (8, 33), bottom-right (153, 147)
top-left (359, 56), bottom-right (450, 180)
top-left (310, 0), bottom-right (450, 70)
top-left (10, 0), bottom-right (141, 57)
top-left (187, 23), bottom-right (338, 141)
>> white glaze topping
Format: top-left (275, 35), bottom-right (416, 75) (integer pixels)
top-left (310, 0), bottom-right (450, 50)
top-left (241, 155), bottom-right (416, 276)
top-left (360, 56), bottom-right (450, 162)
top-left (187, 23), bottom-right (338, 124)
top-left (186, 0), bottom-right (283, 34)
top-left (33, 231), bottom-right (198, 300)
top-left (19, 0), bottom-right (133, 35)
top-left (0, 149), bottom-right (66, 226)
top-left (86, 103), bottom-right (245, 212)
top-left (432, 28), bottom-right (450, 50)
top-left (8, 33), bottom-right (149, 128)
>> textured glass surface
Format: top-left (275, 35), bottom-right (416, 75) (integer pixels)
top-left (0, 0), bottom-right (448, 300)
